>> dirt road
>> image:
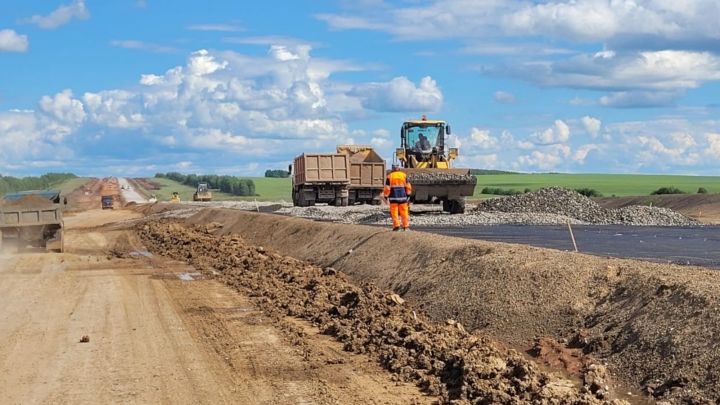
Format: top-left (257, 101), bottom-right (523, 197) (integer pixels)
top-left (0, 209), bottom-right (428, 404)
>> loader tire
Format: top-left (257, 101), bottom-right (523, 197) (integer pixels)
top-left (443, 199), bottom-right (466, 214)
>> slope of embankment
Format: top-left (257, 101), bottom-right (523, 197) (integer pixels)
top-left (170, 207), bottom-right (720, 403)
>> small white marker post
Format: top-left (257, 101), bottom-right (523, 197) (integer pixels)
top-left (567, 221), bottom-right (579, 252)
top-left (254, 199), bottom-right (260, 212)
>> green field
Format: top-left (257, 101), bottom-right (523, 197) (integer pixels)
top-left (55, 177), bottom-right (93, 194)
top-left (474, 173), bottom-right (720, 198)
top-left (143, 177), bottom-right (292, 202)
top-left (143, 173), bottom-right (720, 202)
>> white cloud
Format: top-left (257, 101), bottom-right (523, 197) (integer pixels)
top-left (351, 76), bottom-right (443, 112)
top-left (111, 40), bottom-right (177, 54)
top-left (516, 150), bottom-right (563, 171)
top-left (598, 90), bottom-right (682, 108)
top-left (580, 116), bottom-right (601, 137)
top-left (573, 144), bottom-right (600, 163)
top-left (24, 0), bottom-right (89, 29)
top-left (494, 90), bottom-right (516, 104)
top-left (0, 29), bottom-right (28, 52)
top-left (510, 50), bottom-right (720, 93)
top-left (319, 1), bottom-right (720, 48)
top-left (705, 133), bottom-right (720, 158)
top-left (468, 128), bottom-right (498, 149)
top-left (530, 120), bottom-right (570, 145)
top-left (187, 23), bottom-right (244, 32)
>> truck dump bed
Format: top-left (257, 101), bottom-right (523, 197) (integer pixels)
top-left (293, 154), bottom-right (349, 185)
top-left (0, 190), bottom-right (64, 252)
top-left (337, 145), bottom-right (386, 189)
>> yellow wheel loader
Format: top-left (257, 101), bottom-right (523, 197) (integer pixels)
top-left (170, 192), bottom-right (181, 203)
top-left (192, 183), bottom-right (213, 202)
top-left (395, 116), bottom-right (476, 214)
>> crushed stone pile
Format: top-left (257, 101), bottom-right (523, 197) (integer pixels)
top-left (477, 187), bottom-right (697, 226)
top-left (139, 220), bottom-right (628, 405)
top-left (406, 171), bottom-right (477, 185)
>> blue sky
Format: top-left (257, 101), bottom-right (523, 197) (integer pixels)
top-left (1, 0), bottom-right (719, 176)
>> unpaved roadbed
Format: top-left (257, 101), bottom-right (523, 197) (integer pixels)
top-left (0, 209), bottom-right (429, 404)
top-left (139, 220), bottom-right (627, 404)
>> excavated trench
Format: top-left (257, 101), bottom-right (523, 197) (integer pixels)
top-left (140, 206), bottom-right (720, 404)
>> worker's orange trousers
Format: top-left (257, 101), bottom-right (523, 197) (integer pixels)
top-left (389, 202), bottom-right (409, 229)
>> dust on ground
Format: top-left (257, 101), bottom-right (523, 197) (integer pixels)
top-left (0, 208), bottom-right (430, 404)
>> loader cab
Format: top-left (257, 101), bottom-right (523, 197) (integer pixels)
top-left (398, 116), bottom-right (456, 169)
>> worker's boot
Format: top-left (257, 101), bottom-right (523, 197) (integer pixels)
top-left (392, 227), bottom-right (401, 232)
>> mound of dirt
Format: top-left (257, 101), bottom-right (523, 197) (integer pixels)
top-left (0, 195), bottom-right (55, 208)
top-left (139, 220), bottom-right (627, 404)
top-left (478, 187), bottom-right (697, 226)
top-left (180, 208), bottom-right (720, 404)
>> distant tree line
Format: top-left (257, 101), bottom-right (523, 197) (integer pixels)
top-left (264, 169), bottom-right (290, 178)
top-left (155, 172), bottom-right (256, 196)
top-left (0, 173), bottom-right (76, 195)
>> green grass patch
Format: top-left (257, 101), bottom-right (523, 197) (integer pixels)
top-left (474, 173), bottom-right (720, 198)
top-left (141, 177), bottom-right (292, 202)
top-left (55, 177), bottom-right (93, 195)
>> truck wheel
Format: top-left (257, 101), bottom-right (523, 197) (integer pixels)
top-left (341, 197), bottom-right (349, 207)
top-left (442, 200), bottom-right (451, 212)
top-left (449, 199), bottom-right (466, 214)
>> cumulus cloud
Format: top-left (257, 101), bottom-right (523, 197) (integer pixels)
top-left (350, 76), bottom-right (443, 112)
top-left (0, 29), bottom-right (28, 52)
top-left (494, 90), bottom-right (516, 104)
top-left (319, 1), bottom-right (720, 49)
top-left (468, 128), bottom-right (498, 149)
top-left (580, 116), bottom-right (601, 137)
top-left (530, 120), bottom-right (570, 145)
top-left (0, 46), bottom-right (409, 171)
top-left (23, 0), bottom-right (89, 29)
top-left (573, 144), bottom-right (600, 163)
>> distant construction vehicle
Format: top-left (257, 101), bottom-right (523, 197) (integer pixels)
top-left (170, 192), bottom-right (181, 203)
top-left (290, 153), bottom-right (350, 207)
top-left (395, 116), bottom-right (476, 214)
top-left (336, 145), bottom-right (385, 205)
top-left (101, 195), bottom-right (114, 209)
top-left (192, 183), bottom-right (213, 202)
top-left (0, 190), bottom-right (65, 252)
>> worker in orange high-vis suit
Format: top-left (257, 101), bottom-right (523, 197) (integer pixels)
top-left (383, 164), bottom-right (412, 231)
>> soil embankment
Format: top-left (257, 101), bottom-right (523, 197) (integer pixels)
top-left (176, 207), bottom-right (720, 404)
top-left (140, 220), bottom-right (625, 404)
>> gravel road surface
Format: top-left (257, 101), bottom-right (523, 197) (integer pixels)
top-left (118, 177), bottom-right (147, 203)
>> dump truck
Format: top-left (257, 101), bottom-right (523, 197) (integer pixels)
top-left (395, 116), bottom-right (477, 214)
top-left (290, 153), bottom-right (350, 206)
top-left (192, 183), bottom-right (213, 202)
top-left (0, 190), bottom-right (65, 252)
top-left (336, 145), bottom-right (385, 205)
top-left (101, 195), bottom-right (114, 209)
